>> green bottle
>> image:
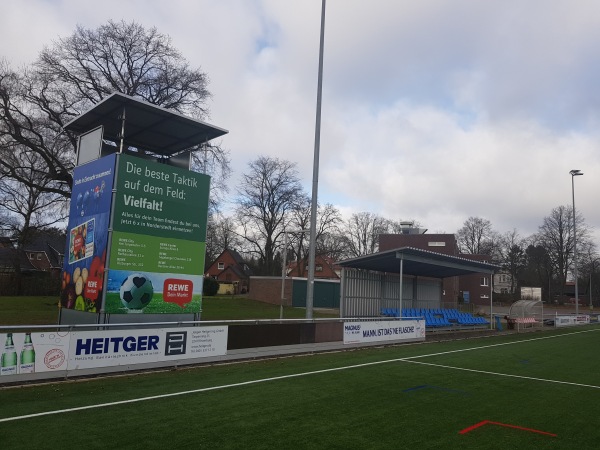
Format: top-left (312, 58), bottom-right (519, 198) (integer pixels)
top-left (1, 333), bottom-right (18, 376)
top-left (20, 333), bottom-right (35, 374)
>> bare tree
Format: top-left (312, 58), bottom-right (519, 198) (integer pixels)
top-left (285, 197), bottom-right (342, 267)
top-left (191, 142), bottom-right (231, 212)
top-left (205, 213), bottom-right (241, 266)
top-left (235, 156), bottom-right (304, 276)
top-left (0, 21), bottom-right (228, 201)
top-left (0, 152), bottom-right (67, 240)
top-left (497, 229), bottom-right (527, 295)
top-left (456, 216), bottom-right (498, 255)
top-left (536, 205), bottom-right (592, 298)
top-left (339, 212), bottom-right (389, 259)
top-left (523, 242), bottom-right (554, 302)
top-left (0, 151), bottom-right (67, 293)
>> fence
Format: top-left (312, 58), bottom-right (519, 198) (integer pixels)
top-left (0, 316), bottom-right (424, 384)
top-left (341, 269), bottom-right (442, 317)
top-left (0, 273), bottom-right (61, 296)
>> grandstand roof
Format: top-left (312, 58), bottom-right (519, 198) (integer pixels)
top-left (337, 247), bottom-right (498, 278)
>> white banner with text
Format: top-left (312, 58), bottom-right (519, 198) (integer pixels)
top-left (554, 315), bottom-right (590, 327)
top-left (343, 320), bottom-right (425, 344)
top-left (1, 326), bottom-right (228, 378)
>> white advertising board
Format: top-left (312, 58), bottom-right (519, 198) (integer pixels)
top-left (554, 315), bottom-right (590, 327)
top-left (1, 332), bottom-right (71, 376)
top-left (343, 320), bottom-right (425, 344)
top-left (69, 326), bottom-right (228, 369)
top-left (1, 326), bottom-right (227, 378)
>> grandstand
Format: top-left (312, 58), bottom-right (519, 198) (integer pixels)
top-left (381, 307), bottom-right (490, 328)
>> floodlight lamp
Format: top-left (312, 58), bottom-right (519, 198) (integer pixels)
top-left (570, 169), bottom-right (583, 176)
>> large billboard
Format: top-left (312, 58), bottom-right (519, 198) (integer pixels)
top-left (105, 154), bottom-right (210, 314)
top-left (60, 154), bottom-right (116, 312)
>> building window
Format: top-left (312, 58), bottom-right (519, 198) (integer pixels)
top-left (428, 242), bottom-right (446, 247)
top-left (480, 294), bottom-right (489, 299)
top-left (37, 253), bottom-right (42, 260)
top-left (218, 262), bottom-right (224, 270)
top-left (316, 264), bottom-right (323, 272)
top-left (480, 277), bottom-right (489, 286)
top-left (28, 253), bottom-right (34, 260)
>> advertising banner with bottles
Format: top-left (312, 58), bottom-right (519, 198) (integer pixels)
top-left (1, 332), bottom-right (71, 376)
top-left (105, 154), bottom-right (210, 314)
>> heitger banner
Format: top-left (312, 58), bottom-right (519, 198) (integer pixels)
top-left (343, 320), bottom-right (425, 344)
top-left (0, 327), bottom-right (228, 378)
top-left (69, 326), bottom-right (227, 369)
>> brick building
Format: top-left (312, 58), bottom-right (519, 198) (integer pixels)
top-left (287, 254), bottom-right (340, 279)
top-left (205, 248), bottom-right (253, 294)
top-left (379, 230), bottom-right (494, 306)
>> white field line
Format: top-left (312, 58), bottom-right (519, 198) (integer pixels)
top-left (1, 327), bottom-right (598, 424)
top-left (403, 359), bottom-right (600, 390)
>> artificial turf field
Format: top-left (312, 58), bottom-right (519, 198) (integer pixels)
top-left (1, 326), bottom-right (599, 449)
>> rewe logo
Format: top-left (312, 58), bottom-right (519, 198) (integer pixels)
top-left (163, 279), bottom-right (193, 306)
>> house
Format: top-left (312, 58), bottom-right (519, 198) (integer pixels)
top-left (22, 231), bottom-right (65, 276)
top-left (494, 272), bottom-right (515, 294)
top-left (0, 231), bottom-right (65, 296)
top-left (286, 254), bottom-right (340, 279)
top-left (205, 249), bottom-right (253, 294)
top-left (0, 231), bottom-right (65, 276)
top-left (0, 246), bottom-right (37, 274)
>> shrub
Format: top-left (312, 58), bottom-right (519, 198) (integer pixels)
top-left (203, 277), bottom-right (219, 296)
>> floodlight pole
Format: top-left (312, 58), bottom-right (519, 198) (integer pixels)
top-left (570, 170), bottom-right (583, 315)
top-left (280, 231), bottom-right (289, 320)
top-left (590, 258), bottom-right (599, 312)
top-left (306, 0), bottom-right (326, 320)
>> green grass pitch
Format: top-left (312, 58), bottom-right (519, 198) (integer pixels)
top-left (1, 326), bottom-right (599, 449)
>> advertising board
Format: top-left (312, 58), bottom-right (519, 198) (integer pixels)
top-left (60, 154), bottom-right (116, 312)
top-left (1, 326), bottom-right (227, 378)
top-left (69, 326), bottom-right (227, 369)
top-left (1, 332), bottom-right (71, 376)
top-left (343, 320), bottom-right (425, 344)
top-left (554, 315), bottom-right (590, 327)
top-left (106, 154), bottom-right (211, 314)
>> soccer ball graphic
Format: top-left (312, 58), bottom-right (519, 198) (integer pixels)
top-left (119, 273), bottom-right (154, 309)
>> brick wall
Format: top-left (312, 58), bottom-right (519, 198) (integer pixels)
top-left (248, 277), bottom-right (293, 306)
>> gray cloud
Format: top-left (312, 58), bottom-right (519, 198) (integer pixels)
top-left (2, 0), bottom-right (599, 245)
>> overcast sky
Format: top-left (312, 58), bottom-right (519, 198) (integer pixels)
top-left (2, 0), bottom-right (600, 246)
